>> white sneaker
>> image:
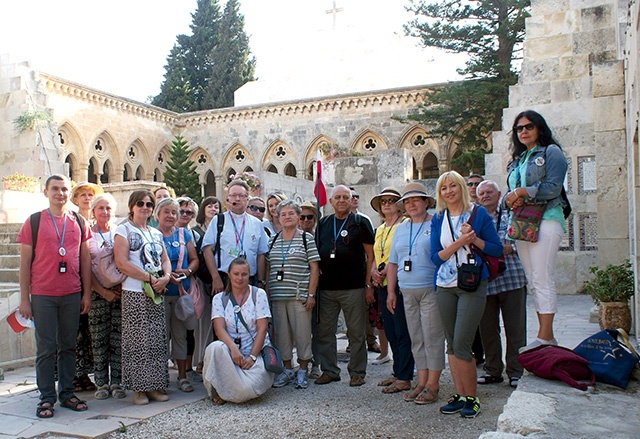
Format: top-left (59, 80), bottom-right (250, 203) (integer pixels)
top-left (518, 337), bottom-right (558, 354)
top-left (273, 369), bottom-right (295, 388)
top-left (295, 370), bottom-right (309, 389)
top-left (372, 354), bottom-right (391, 365)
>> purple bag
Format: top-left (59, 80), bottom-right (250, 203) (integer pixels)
top-left (507, 202), bottom-right (546, 243)
top-left (518, 345), bottom-right (595, 391)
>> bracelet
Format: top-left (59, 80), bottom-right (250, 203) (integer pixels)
top-left (248, 354), bottom-right (257, 362)
top-left (187, 268), bottom-right (193, 274)
top-left (149, 274), bottom-right (152, 283)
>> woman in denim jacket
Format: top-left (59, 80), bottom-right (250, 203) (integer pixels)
top-left (504, 110), bottom-right (568, 353)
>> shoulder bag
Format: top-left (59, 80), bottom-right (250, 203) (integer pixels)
top-left (177, 228), bottom-right (205, 320)
top-left (447, 208), bottom-right (481, 292)
top-left (93, 228), bottom-right (127, 288)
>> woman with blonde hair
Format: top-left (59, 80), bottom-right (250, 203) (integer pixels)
top-left (430, 171), bottom-right (502, 418)
top-left (266, 192), bottom-right (287, 234)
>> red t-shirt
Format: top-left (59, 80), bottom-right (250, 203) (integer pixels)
top-left (17, 209), bottom-right (92, 296)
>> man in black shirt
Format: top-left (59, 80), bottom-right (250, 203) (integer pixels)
top-left (314, 185), bottom-right (375, 387)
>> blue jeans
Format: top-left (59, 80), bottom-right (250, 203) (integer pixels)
top-left (377, 286), bottom-right (414, 381)
top-left (31, 293), bottom-right (81, 403)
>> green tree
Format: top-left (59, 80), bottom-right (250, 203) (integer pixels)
top-left (403, 0), bottom-right (530, 174)
top-left (163, 135), bottom-right (201, 202)
top-left (153, 0), bottom-right (255, 111)
top-left (203, 0), bottom-right (256, 108)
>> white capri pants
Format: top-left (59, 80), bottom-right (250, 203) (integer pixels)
top-left (515, 219), bottom-right (564, 314)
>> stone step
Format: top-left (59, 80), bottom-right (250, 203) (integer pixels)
top-left (0, 232), bottom-right (19, 244)
top-left (0, 224), bottom-right (22, 234)
top-left (0, 255), bottom-right (20, 269)
top-left (0, 282), bottom-right (20, 295)
top-left (0, 269), bottom-right (19, 284)
top-left (0, 243), bottom-right (20, 255)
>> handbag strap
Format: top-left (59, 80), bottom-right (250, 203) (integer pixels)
top-left (228, 286), bottom-right (256, 341)
top-left (614, 328), bottom-right (640, 360)
top-left (446, 206), bottom-right (477, 267)
top-left (177, 227), bottom-right (186, 269)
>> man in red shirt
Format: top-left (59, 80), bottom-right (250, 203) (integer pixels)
top-left (18, 174), bottom-right (92, 418)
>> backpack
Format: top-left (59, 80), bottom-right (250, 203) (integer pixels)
top-left (194, 213), bottom-right (225, 284)
top-left (268, 230), bottom-right (308, 254)
top-left (30, 210), bottom-right (85, 266)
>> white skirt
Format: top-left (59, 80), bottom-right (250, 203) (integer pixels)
top-left (202, 340), bottom-right (274, 403)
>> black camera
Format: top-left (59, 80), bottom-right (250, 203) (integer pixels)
top-left (377, 262), bottom-right (386, 271)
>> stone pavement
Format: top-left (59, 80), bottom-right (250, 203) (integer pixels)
top-left (0, 294), bottom-right (638, 439)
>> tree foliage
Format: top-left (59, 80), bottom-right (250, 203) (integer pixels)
top-left (403, 0), bottom-right (530, 175)
top-left (163, 135), bottom-right (201, 202)
top-left (152, 0), bottom-right (255, 112)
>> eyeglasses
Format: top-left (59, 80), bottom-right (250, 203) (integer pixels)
top-left (515, 123), bottom-right (535, 133)
top-left (352, 194), bottom-right (360, 199)
top-left (466, 182), bottom-right (481, 187)
top-left (248, 205), bottom-right (266, 213)
top-left (228, 193), bottom-right (248, 199)
top-left (136, 201), bottom-right (154, 209)
top-left (300, 214), bottom-right (315, 221)
top-left (380, 198), bottom-right (398, 205)
top-left (179, 209), bottom-right (195, 216)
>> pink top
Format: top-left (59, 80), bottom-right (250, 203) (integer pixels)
top-left (17, 209), bottom-right (92, 296)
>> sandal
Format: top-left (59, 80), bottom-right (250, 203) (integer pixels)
top-left (110, 384), bottom-right (126, 399)
top-left (403, 385), bottom-right (425, 402)
top-left (73, 374), bottom-right (96, 392)
top-left (509, 377), bottom-right (520, 388)
top-left (94, 385), bottom-right (110, 400)
top-left (377, 376), bottom-right (397, 387)
top-left (60, 395), bottom-right (88, 412)
top-left (210, 388), bottom-right (226, 405)
top-left (477, 374), bottom-right (504, 385)
top-left (179, 378), bottom-right (194, 393)
top-left (381, 381), bottom-right (411, 394)
top-left (414, 387), bottom-right (439, 405)
top-left (36, 401), bottom-right (55, 418)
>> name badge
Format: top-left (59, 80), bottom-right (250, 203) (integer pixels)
top-left (404, 260), bottom-right (412, 272)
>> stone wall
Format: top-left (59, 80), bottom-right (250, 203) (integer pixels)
top-left (486, 0), bottom-right (627, 294)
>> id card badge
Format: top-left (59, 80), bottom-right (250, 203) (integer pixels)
top-left (404, 260), bottom-right (412, 272)
top-left (228, 248), bottom-right (240, 258)
top-left (330, 249), bottom-right (336, 259)
top-left (234, 337), bottom-right (241, 348)
top-left (276, 270), bottom-right (284, 281)
top-left (59, 261), bottom-right (67, 273)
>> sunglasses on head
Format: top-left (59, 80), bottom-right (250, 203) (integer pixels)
top-left (300, 214), bottom-right (315, 221)
top-left (515, 122), bottom-right (535, 133)
top-left (466, 182), bottom-right (481, 187)
top-left (248, 205), bottom-right (266, 213)
top-left (136, 201), bottom-right (154, 208)
top-left (179, 209), bottom-right (194, 216)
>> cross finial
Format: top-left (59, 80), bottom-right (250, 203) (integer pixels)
top-left (326, 1), bottom-right (343, 30)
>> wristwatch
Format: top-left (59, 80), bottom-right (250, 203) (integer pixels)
top-left (248, 354), bottom-right (257, 362)
top-left (365, 284), bottom-right (372, 289)
top-left (308, 293), bottom-right (315, 298)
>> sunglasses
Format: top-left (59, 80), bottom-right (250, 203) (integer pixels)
top-left (248, 205), bottom-right (266, 213)
top-left (380, 198), bottom-right (398, 205)
top-left (466, 182), bottom-right (481, 187)
top-left (136, 201), bottom-right (154, 209)
top-left (515, 123), bottom-right (535, 133)
top-left (352, 194), bottom-right (360, 199)
top-left (179, 209), bottom-right (195, 216)
top-left (300, 214), bottom-right (315, 221)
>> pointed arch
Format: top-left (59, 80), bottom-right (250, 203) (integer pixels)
top-left (58, 122), bottom-right (86, 169)
top-left (124, 138), bottom-right (151, 179)
top-left (350, 129), bottom-right (389, 155)
top-left (101, 159), bottom-right (113, 184)
top-left (64, 153), bottom-right (77, 181)
top-left (135, 165), bottom-right (145, 181)
top-left (267, 164), bottom-right (278, 174)
top-left (87, 157), bottom-right (98, 183)
top-left (204, 170), bottom-right (216, 197)
top-left (226, 167), bottom-right (237, 183)
top-left (303, 135), bottom-right (336, 181)
top-left (284, 163), bottom-right (297, 177)
top-left (123, 163), bottom-right (133, 182)
top-left (222, 142), bottom-right (254, 176)
top-left (92, 131), bottom-right (120, 171)
top-left (261, 139), bottom-right (297, 174)
top-left (188, 146), bottom-right (213, 184)
top-left (156, 145), bottom-right (170, 176)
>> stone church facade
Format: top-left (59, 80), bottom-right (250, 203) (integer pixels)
top-left (1, 0), bottom-right (639, 332)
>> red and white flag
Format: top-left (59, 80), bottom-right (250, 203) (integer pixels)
top-left (313, 150), bottom-right (327, 207)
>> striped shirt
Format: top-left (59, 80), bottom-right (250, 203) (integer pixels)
top-left (266, 231), bottom-right (320, 301)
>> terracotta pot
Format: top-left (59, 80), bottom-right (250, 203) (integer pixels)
top-left (598, 301), bottom-right (631, 332)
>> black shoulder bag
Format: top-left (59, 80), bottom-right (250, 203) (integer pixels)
top-left (447, 208), bottom-right (481, 292)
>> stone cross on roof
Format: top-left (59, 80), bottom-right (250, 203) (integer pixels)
top-left (326, 1), bottom-right (343, 30)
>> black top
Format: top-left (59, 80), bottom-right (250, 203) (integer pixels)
top-left (316, 213), bottom-right (375, 290)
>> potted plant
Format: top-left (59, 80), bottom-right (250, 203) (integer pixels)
top-left (585, 259), bottom-right (634, 332)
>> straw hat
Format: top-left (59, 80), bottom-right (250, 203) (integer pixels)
top-left (71, 181), bottom-right (104, 203)
top-left (300, 200), bottom-right (317, 214)
top-left (397, 182), bottom-right (435, 208)
top-left (370, 186), bottom-right (402, 213)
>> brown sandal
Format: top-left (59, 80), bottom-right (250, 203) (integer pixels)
top-left (377, 376), bottom-right (397, 387)
top-left (414, 387), bottom-right (439, 405)
top-left (381, 381), bottom-right (411, 394)
top-left (403, 385), bottom-right (425, 402)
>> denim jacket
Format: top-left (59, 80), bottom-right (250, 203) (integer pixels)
top-left (506, 144), bottom-right (568, 211)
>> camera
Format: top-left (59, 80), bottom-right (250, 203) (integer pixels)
top-left (174, 273), bottom-right (187, 281)
top-left (377, 262), bottom-right (386, 271)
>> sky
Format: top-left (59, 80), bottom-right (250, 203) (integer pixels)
top-left (0, 0), bottom-right (467, 105)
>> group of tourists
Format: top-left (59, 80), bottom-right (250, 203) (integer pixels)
top-left (17, 110), bottom-right (568, 420)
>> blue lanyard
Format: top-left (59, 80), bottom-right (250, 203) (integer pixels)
top-left (408, 217), bottom-right (426, 257)
top-left (333, 213), bottom-right (350, 247)
top-left (280, 229), bottom-right (298, 267)
top-left (47, 209), bottom-right (67, 255)
top-left (97, 228), bottom-right (113, 248)
top-left (229, 213), bottom-right (246, 251)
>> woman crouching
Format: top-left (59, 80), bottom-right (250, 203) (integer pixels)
top-left (202, 257), bottom-right (274, 404)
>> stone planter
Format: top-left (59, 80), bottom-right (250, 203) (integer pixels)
top-left (598, 301), bottom-right (631, 332)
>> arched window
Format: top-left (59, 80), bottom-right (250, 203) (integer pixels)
top-left (284, 163), bottom-right (297, 177)
top-left (267, 164), bottom-right (278, 174)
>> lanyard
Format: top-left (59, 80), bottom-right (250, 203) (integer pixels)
top-left (47, 209), bottom-right (68, 257)
top-left (97, 228), bottom-right (112, 248)
top-left (379, 216), bottom-right (400, 259)
top-left (229, 213), bottom-right (246, 250)
top-left (332, 214), bottom-right (350, 251)
top-left (231, 288), bottom-right (250, 337)
top-left (408, 216), bottom-right (426, 257)
top-left (130, 221), bottom-right (158, 260)
top-left (280, 229), bottom-right (298, 267)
